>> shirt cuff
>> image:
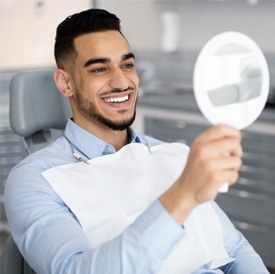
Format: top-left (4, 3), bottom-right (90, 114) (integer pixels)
top-left (132, 200), bottom-right (186, 260)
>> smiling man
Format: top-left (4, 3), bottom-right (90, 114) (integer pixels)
top-left (54, 28), bottom-right (139, 149)
top-left (4, 8), bottom-right (269, 274)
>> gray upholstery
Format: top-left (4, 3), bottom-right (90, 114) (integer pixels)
top-left (0, 236), bottom-right (35, 274)
top-left (9, 69), bottom-right (71, 153)
top-left (0, 69), bottom-right (72, 273)
top-left (0, 236), bottom-right (22, 273)
top-left (9, 69), bottom-right (71, 137)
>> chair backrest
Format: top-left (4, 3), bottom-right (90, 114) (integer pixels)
top-left (0, 236), bottom-right (35, 274)
top-left (0, 69), bottom-right (72, 273)
top-left (9, 69), bottom-right (71, 153)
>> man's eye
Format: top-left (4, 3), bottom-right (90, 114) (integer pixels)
top-left (90, 67), bottom-right (107, 73)
top-left (123, 63), bottom-right (135, 69)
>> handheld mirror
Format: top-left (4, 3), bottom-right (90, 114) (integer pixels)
top-left (193, 31), bottom-right (270, 192)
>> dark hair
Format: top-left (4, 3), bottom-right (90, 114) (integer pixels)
top-left (54, 9), bottom-right (121, 69)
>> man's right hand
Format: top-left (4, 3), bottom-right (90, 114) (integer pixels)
top-left (160, 124), bottom-right (243, 224)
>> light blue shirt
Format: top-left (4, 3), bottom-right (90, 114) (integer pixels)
top-left (4, 119), bottom-right (269, 274)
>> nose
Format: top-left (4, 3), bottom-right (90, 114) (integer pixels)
top-left (109, 69), bottom-right (130, 91)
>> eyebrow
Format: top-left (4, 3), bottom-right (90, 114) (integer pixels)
top-left (122, 52), bottom-right (135, 61)
top-left (83, 52), bottom-right (135, 68)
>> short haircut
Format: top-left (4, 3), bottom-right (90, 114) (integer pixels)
top-left (54, 9), bottom-right (122, 69)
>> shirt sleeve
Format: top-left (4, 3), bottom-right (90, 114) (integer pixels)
top-left (4, 160), bottom-right (185, 274)
top-left (211, 201), bottom-right (270, 273)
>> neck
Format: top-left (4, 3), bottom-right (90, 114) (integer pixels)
top-left (73, 115), bottom-right (129, 151)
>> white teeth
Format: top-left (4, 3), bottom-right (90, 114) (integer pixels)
top-left (104, 95), bottom-right (129, 103)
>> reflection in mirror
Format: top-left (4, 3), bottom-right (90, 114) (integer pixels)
top-left (206, 44), bottom-right (262, 107)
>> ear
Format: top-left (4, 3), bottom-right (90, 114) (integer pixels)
top-left (54, 69), bottom-right (73, 97)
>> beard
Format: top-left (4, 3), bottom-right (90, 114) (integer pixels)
top-left (75, 90), bottom-right (136, 131)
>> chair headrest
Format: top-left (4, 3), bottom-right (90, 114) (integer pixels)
top-left (9, 70), bottom-right (72, 137)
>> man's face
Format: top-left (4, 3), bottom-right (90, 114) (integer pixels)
top-left (69, 30), bottom-right (139, 131)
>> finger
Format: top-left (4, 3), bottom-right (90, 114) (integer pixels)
top-left (195, 124), bottom-right (241, 145)
top-left (221, 170), bottom-right (240, 186)
top-left (206, 137), bottom-right (243, 158)
top-left (193, 168), bottom-right (240, 201)
top-left (208, 167), bottom-right (240, 187)
top-left (209, 156), bottom-right (243, 172)
top-left (193, 137), bottom-right (242, 160)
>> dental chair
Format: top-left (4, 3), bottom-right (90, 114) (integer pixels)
top-left (0, 69), bottom-right (71, 274)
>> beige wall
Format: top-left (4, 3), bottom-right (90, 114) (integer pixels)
top-left (1, 1), bottom-right (275, 70)
top-left (98, 1), bottom-right (275, 55)
top-left (0, 0), bottom-right (92, 70)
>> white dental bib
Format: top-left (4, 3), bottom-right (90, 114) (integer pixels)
top-left (43, 142), bottom-right (233, 273)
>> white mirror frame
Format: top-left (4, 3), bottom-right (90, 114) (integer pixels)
top-left (193, 31), bottom-right (270, 130)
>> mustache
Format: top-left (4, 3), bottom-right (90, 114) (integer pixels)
top-left (101, 86), bottom-right (135, 96)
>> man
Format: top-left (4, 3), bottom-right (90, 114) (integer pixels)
top-left (5, 9), bottom-right (268, 274)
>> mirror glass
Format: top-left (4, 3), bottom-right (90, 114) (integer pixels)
top-left (193, 31), bottom-right (269, 129)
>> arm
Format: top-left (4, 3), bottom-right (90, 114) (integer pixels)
top-left (4, 125), bottom-right (245, 273)
top-left (4, 159), bottom-right (185, 274)
top-left (159, 125), bottom-right (268, 273)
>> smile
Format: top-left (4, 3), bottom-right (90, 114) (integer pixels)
top-left (104, 95), bottom-right (129, 103)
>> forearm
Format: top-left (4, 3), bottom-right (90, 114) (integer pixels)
top-left (160, 178), bottom-right (197, 225)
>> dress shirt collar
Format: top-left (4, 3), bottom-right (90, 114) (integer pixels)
top-left (63, 119), bottom-right (142, 160)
